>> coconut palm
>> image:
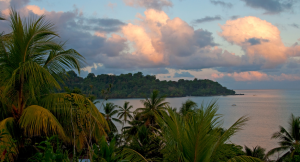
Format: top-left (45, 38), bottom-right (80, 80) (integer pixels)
top-left (39, 93), bottom-right (109, 150)
top-left (93, 136), bottom-right (148, 162)
top-left (122, 114), bottom-right (144, 141)
top-left (134, 90), bottom-right (169, 126)
top-left (179, 99), bottom-right (198, 116)
top-left (245, 145), bottom-right (266, 160)
top-left (266, 114), bottom-right (300, 161)
top-left (118, 101), bottom-right (133, 125)
top-left (102, 102), bottom-right (122, 132)
top-left (0, 9), bottom-right (109, 159)
top-left (127, 125), bottom-right (163, 162)
top-left (156, 101), bottom-right (262, 162)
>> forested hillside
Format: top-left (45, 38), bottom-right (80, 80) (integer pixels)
top-left (61, 71), bottom-right (236, 98)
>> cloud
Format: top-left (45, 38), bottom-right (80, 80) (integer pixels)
top-left (81, 63), bottom-right (103, 73)
top-left (119, 9), bottom-right (223, 66)
top-left (194, 29), bottom-right (219, 48)
top-left (107, 2), bottom-right (117, 10)
top-left (219, 16), bottom-right (287, 68)
top-left (174, 72), bottom-right (195, 78)
top-left (230, 15), bottom-right (240, 20)
top-left (210, 0), bottom-right (233, 8)
top-left (4, 5), bottom-right (129, 61)
top-left (229, 71), bottom-right (270, 81)
top-left (245, 38), bottom-right (269, 45)
top-left (122, 0), bottom-right (173, 10)
top-left (290, 23), bottom-right (299, 28)
top-left (271, 73), bottom-right (300, 81)
top-left (3, 3), bottom-right (300, 83)
top-left (240, 0), bottom-right (296, 14)
top-left (10, 0), bottom-right (30, 9)
top-left (212, 71), bottom-right (300, 81)
top-left (286, 43), bottom-right (300, 57)
top-left (26, 5), bottom-right (45, 15)
top-left (192, 16), bottom-right (221, 24)
top-left (81, 17), bottom-right (125, 27)
top-left (75, 9), bottom-right (239, 71)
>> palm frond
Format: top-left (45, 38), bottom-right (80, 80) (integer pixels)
top-left (266, 146), bottom-right (290, 157)
top-left (4, 61), bottom-right (61, 100)
top-left (267, 114), bottom-right (300, 159)
top-left (0, 117), bottom-right (19, 160)
top-left (121, 148), bottom-right (148, 162)
top-left (214, 115), bottom-right (249, 151)
top-left (19, 105), bottom-right (66, 138)
top-left (112, 118), bottom-right (122, 124)
top-left (157, 100), bottom-right (250, 162)
top-left (227, 155), bottom-right (263, 162)
top-left (43, 47), bottom-right (85, 75)
top-left (38, 93), bottom-right (109, 147)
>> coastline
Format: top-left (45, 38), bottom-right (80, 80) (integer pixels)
top-left (96, 93), bottom-right (245, 100)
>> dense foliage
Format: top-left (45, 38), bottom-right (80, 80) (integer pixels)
top-left (61, 71), bottom-right (236, 98)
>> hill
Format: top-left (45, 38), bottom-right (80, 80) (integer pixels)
top-left (61, 71), bottom-right (236, 98)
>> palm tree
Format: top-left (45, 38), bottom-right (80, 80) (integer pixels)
top-left (156, 101), bottom-right (262, 162)
top-left (0, 9), bottom-right (108, 159)
top-left (127, 125), bottom-right (163, 162)
top-left (135, 90), bottom-right (169, 126)
top-left (93, 136), bottom-right (148, 162)
top-left (179, 99), bottom-right (198, 116)
top-left (245, 145), bottom-right (266, 160)
top-left (266, 114), bottom-right (300, 161)
top-left (102, 102), bottom-right (122, 132)
top-left (118, 101), bottom-right (133, 126)
top-left (122, 114), bottom-right (144, 141)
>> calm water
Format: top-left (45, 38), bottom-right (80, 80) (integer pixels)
top-left (95, 89), bottom-right (300, 151)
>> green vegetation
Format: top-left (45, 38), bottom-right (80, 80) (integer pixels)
top-left (0, 8), bottom-right (298, 162)
top-left (0, 9), bottom-right (108, 161)
top-left (266, 115), bottom-right (300, 161)
top-left (61, 71), bottom-right (236, 98)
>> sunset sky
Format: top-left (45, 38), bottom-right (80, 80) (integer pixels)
top-left (1, 0), bottom-right (300, 89)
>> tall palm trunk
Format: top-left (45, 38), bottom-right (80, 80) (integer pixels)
top-left (17, 76), bottom-right (24, 120)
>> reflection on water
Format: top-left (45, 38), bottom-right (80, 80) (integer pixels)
top-left (95, 89), bottom-right (300, 151)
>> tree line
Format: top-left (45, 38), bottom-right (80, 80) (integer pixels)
top-left (60, 70), bottom-right (236, 99)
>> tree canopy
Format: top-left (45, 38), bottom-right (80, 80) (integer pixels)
top-left (61, 71), bottom-right (236, 98)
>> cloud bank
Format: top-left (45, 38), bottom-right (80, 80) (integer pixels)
top-left (122, 0), bottom-right (173, 10)
top-left (1, 0), bottom-right (300, 85)
top-left (210, 0), bottom-right (233, 8)
top-left (240, 0), bottom-right (297, 14)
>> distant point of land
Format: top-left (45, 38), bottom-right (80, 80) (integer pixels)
top-left (61, 71), bottom-right (237, 99)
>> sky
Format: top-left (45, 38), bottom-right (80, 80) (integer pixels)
top-left (0, 0), bottom-right (300, 90)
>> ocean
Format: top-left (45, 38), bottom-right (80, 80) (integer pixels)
top-left (95, 89), bottom-right (300, 151)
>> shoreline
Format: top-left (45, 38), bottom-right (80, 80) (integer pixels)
top-left (95, 93), bottom-right (245, 100)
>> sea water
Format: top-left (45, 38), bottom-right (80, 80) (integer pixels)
top-left (95, 89), bottom-right (300, 151)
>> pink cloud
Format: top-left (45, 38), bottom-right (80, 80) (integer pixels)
top-left (213, 71), bottom-right (300, 82)
top-left (219, 16), bottom-right (287, 68)
top-left (122, 22), bottom-right (165, 63)
top-left (26, 5), bottom-right (46, 15)
top-left (211, 73), bottom-right (225, 79)
top-left (120, 9), bottom-right (232, 66)
top-left (229, 71), bottom-right (270, 81)
top-left (286, 44), bottom-right (300, 57)
top-left (271, 74), bottom-right (300, 81)
top-left (94, 31), bottom-right (106, 38)
top-left (1, 8), bottom-right (9, 16)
